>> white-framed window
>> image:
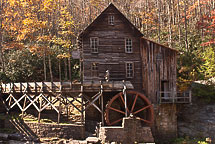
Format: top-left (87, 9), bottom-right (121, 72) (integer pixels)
top-left (108, 15), bottom-right (114, 25)
top-left (126, 62), bottom-right (134, 78)
top-left (125, 38), bottom-right (132, 53)
top-left (90, 37), bottom-right (99, 53)
top-left (91, 62), bottom-right (99, 77)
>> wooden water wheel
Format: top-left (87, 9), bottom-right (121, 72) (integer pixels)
top-left (105, 91), bottom-right (154, 126)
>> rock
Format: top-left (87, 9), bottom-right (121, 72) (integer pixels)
top-left (8, 133), bottom-right (23, 140)
top-left (78, 140), bottom-right (87, 144)
top-left (178, 103), bottom-right (215, 140)
top-left (0, 133), bottom-right (8, 140)
top-left (86, 137), bottom-right (100, 143)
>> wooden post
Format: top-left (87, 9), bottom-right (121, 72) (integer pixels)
top-left (123, 80), bottom-right (128, 117)
top-left (58, 84), bottom-right (62, 124)
top-left (20, 82), bottom-right (22, 93)
top-left (58, 96), bottom-right (61, 124)
top-left (12, 82), bottom-right (14, 93)
top-left (38, 83), bottom-right (43, 123)
top-left (34, 82), bottom-right (37, 94)
top-left (50, 95), bottom-right (53, 110)
top-left (21, 95), bottom-right (27, 119)
top-left (81, 85), bottom-right (84, 125)
top-left (189, 90), bottom-right (192, 104)
top-left (66, 96), bottom-right (69, 119)
top-left (38, 96), bottom-right (42, 123)
top-left (8, 95), bottom-right (12, 109)
top-left (100, 81), bottom-right (104, 126)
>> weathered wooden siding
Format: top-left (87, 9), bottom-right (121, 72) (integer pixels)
top-left (141, 38), bottom-right (177, 103)
top-left (79, 4), bottom-right (178, 103)
top-left (80, 5), bottom-right (143, 91)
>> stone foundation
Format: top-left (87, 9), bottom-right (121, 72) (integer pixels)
top-left (2, 119), bottom-right (85, 140)
top-left (25, 122), bottom-right (85, 139)
top-left (99, 117), bottom-right (154, 143)
top-left (154, 104), bottom-right (177, 142)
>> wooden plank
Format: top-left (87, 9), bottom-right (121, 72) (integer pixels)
top-left (1, 81), bottom-right (134, 93)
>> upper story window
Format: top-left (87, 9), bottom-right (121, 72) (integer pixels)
top-left (108, 15), bottom-right (114, 25)
top-left (126, 62), bottom-right (134, 78)
top-left (90, 37), bottom-right (99, 53)
top-left (125, 38), bottom-right (132, 53)
top-left (91, 62), bottom-right (99, 77)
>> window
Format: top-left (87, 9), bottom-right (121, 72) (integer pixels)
top-left (125, 38), bottom-right (132, 53)
top-left (108, 15), bottom-right (114, 25)
top-left (126, 62), bottom-right (134, 78)
top-left (90, 37), bottom-right (99, 53)
top-left (161, 80), bottom-right (169, 99)
top-left (91, 62), bottom-right (99, 77)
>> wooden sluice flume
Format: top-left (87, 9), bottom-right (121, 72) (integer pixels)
top-left (0, 81), bottom-right (134, 124)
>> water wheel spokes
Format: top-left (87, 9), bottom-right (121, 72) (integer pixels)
top-left (105, 91), bottom-right (154, 126)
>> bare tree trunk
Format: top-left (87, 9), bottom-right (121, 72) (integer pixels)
top-left (198, 0), bottom-right (204, 39)
top-left (48, 54), bottom-right (53, 82)
top-left (167, 0), bottom-right (172, 48)
top-left (145, 0), bottom-right (149, 36)
top-left (68, 0), bottom-right (73, 82)
top-left (177, 0), bottom-right (181, 45)
top-left (0, 0), bottom-right (5, 73)
top-left (68, 57), bottom-right (71, 81)
top-left (157, 0), bottom-right (161, 42)
top-left (43, 51), bottom-right (47, 81)
top-left (213, 0), bottom-right (215, 9)
top-left (172, 0), bottom-right (175, 25)
top-left (64, 58), bottom-right (68, 80)
top-left (184, 1), bottom-right (189, 51)
top-left (59, 59), bottom-right (61, 81)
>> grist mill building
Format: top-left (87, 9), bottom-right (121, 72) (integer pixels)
top-left (78, 3), bottom-right (191, 141)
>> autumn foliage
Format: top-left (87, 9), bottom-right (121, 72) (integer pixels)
top-left (0, 0), bottom-right (214, 83)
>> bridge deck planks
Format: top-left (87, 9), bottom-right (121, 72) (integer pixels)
top-left (1, 81), bottom-right (134, 94)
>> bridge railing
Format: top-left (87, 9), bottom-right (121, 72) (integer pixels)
top-left (158, 90), bottom-right (192, 104)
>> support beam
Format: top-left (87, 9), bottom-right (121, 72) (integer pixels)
top-left (100, 81), bottom-right (104, 126)
top-left (81, 85), bottom-right (84, 124)
top-left (38, 97), bottom-right (42, 123)
top-left (21, 96), bottom-right (27, 119)
top-left (123, 80), bottom-right (128, 117)
top-left (58, 96), bottom-right (61, 124)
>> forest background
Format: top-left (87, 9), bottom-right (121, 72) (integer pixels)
top-left (0, 0), bottom-right (215, 97)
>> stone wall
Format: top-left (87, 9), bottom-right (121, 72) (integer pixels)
top-left (0, 101), bottom-right (6, 113)
top-left (154, 104), bottom-right (177, 142)
top-left (24, 122), bottom-right (85, 139)
top-left (178, 101), bottom-right (215, 141)
top-left (99, 117), bottom-right (154, 143)
top-left (3, 119), bottom-right (85, 140)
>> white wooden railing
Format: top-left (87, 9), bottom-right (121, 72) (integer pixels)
top-left (158, 90), bottom-right (192, 104)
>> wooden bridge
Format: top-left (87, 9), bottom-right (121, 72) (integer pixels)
top-left (0, 80), bottom-right (191, 126)
top-left (0, 81), bottom-right (133, 125)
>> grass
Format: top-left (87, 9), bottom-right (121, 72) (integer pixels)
top-left (172, 137), bottom-right (210, 144)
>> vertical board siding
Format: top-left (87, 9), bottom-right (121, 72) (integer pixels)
top-left (141, 38), bottom-right (177, 103)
